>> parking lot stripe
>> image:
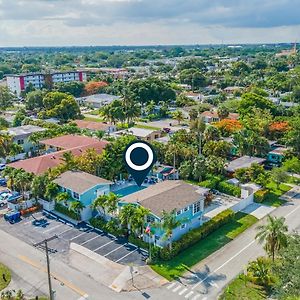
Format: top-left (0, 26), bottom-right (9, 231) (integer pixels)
top-left (42, 224), bottom-right (64, 234)
top-left (58, 227), bottom-right (73, 236)
top-left (80, 235), bottom-right (101, 246)
top-left (70, 229), bottom-right (93, 241)
top-left (93, 239), bottom-right (116, 252)
top-left (103, 244), bottom-right (125, 257)
top-left (115, 248), bottom-right (138, 263)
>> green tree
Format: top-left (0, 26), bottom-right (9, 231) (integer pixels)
top-left (271, 167), bottom-right (288, 188)
top-left (217, 105), bottom-right (229, 120)
top-left (25, 90), bottom-right (45, 110)
top-left (15, 170), bottom-right (33, 200)
top-left (190, 118), bottom-right (206, 155)
top-left (12, 109), bottom-right (26, 127)
top-left (44, 182), bottom-right (59, 201)
top-left (0, 86), bottom-right (15, 110)
top-left (69, 201), bottom-right (85, 216)
top-left (256, 215), bottom-right (288, 261)
top-left (172, 110), bottom-right (184, 125)
top-left (203, 140), bottom-right (231, 158)
top-left (203, 126), bottom-right (220, 142)
top-left (161, 209), bottom-right (182, 250)
top-left (0, 134), bottom-right (22, 159)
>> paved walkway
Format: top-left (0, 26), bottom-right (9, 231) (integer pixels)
top-left (241, 203), bottom-right (276, 219)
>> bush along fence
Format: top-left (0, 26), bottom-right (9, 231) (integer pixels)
top-left (55, 203), bottom-right (80, 221)
top-left (159, 209), bottom-right (235, 260)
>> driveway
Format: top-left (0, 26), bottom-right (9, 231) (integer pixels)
top-left (241, 203), bottom-right (276, 219)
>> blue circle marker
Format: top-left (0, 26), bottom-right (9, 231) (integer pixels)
top-left (123, 141), bottom-right (157, 186)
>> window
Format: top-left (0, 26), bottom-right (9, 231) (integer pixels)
top-left (193, 201), bottom-right (201, 214)
top-left (176, 210), bottom-right (182, 216)
top-left (17, 139), bottom-right (24, 145)
top-left (73, 192), bottom-right (79, 200)
top-left (146, 215), bottom-right (155, 223)
top-left (184, 206), bottom-right (189, 212)
top-left (181, 224), bottom-right (186, 229)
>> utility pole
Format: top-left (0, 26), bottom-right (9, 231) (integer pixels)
top-left (34, 235), bottom-right (58, 300)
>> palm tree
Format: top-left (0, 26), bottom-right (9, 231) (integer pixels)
top-left (2, 167), bottom-right (20, 190)
top-left (15, 170), bottom-right (33, 200)
top-left (203, 125), bottom-right (220, 142)
top-left (106, 192), bottom-right (120, 216)
top-left (62, 151), bottom-right (75, 170)
top-left (44, 182), bottom-right (59, 201)
top-left (119, 203), bottom-right (137, 236)
top-left (131, 206), bottom-right (150, 236)
top-left (69, 200), bottom-right (85, 218)
top-left (161, 209), bottom-right (182, 250)
top-left (255, 215), bottom-right (288, 261)
top-left (91, 194), bottom-right (108, 218)
top-left (0, 133), bottom-right (22, 159)
top-left (172, 110), bottom-right (184, 125)
top-left (190, 118), bottom-right (206, 155)
top-left (247, 257), bottom-right (274, 287)
top-left (56, 192), bottom-right (70, 206)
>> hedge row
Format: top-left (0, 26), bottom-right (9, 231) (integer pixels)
top-left (159, 209), bottom-right (235, 260)
top-left (55, 203), bottom-right (80, 221)
top-left (217, 181), bottom-right (241, 197)
top-left (128, 235), bottom-right (150, 250)
top-left (90, 216), bottom-right (125, 237)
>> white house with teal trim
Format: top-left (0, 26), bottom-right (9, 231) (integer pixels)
top-left (119, 180), bottom-right (209, 247)
top-left (53, 170), bottom-right (112, 221)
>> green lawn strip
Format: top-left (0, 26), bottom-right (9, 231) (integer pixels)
top-left (0, 263), bottom-right (11, 291)
top-left (83, 116), bottom-right (104, 122)
top-left (134, 123), bottom-right (161, 130)
top-left (262, 182), bottom-right (291, 207)
top-left (151, 213), bottom-right (258, 280)
top-left (219, 274), bottom-right (267, 300)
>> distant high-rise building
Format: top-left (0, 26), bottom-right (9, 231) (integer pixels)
top-left (6, 71), bottom-right (87, 96)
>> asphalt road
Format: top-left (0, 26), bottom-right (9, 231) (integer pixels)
top-left (164, 192), bottom-right (300, 300)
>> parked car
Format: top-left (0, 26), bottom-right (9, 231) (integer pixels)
top-left (0, 178), bottom-right (7, 186)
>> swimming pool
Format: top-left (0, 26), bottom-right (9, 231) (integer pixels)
top-left (116, 185), bottom-right (147, 197)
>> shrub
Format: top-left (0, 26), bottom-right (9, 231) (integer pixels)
top-left (55, 203), bottom-right (80, 220)
top-left (159, 209), bottom-right (235, 260)
top-left (198, 175), bottom-right (222, 189)
top-left (254, 189), bottom-right (268, 203)
top-left (217, 181), bottom-right (241, 197)
top-left (90, 216), bottom-right (125, 237)
top-left (128, 235), bottom-right (149, 250)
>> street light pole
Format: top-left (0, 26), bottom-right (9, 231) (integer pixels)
top-left (34, 235), bottom-right (58, 300)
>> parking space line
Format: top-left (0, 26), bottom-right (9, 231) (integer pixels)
top-left (104, 244), bottom-right (125, 257)
top-left (58, 227), bottom-right (74, 236)
top-left (115, 248), bottom-right (138, 263)
top-left (70, 229), bottom-right (93, 241)
top-left (42, 224), bottom-right (64, 234)
top-left (93, 239), bottom-right (116, 252)
top-left (80, 235), bottom-right (101, 246)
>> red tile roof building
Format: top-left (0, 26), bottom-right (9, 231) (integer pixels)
top-left (9, 135), bottom-right (108, 175)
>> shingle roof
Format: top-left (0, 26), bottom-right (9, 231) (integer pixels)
top-left (226, 156), bottom-right (266, 172)
top-left (53, 170), bottom-right (112, 194)
top-left (40, 135), bottom-right (101, 149)
top-left (8, 140), bottom-right (108, 175)
top-left (121, 180), bottom-right (209, 217)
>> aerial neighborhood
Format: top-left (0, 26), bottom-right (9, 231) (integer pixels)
top-left (0, 42), bottom-right (299, 300)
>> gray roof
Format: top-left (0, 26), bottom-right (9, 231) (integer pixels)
top-left (121, 180), bottom-right (209, 217)
top-left (226, 156), bottom-right (266, 172)
top-left (76, 93), bottom-right (120, 104)
top-left (115, 127), bottom-right (159, 138)
top-left (53, 170), bottom-right (112, 194)
top-left (6, 125), bottom-right (45, 137)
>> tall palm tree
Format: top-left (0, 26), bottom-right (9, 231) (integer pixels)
top-left (0, 133), bottom-right (22, 159)
top-left (119, 203), bottom-right (137, 236)
top-left (56, 192), bottom-right (69, 206)
top-left (2, 167), bottom-right (20, 190)
top-left (256, 215), bottom-right (288, 261)
top-left (131, 206), bottom-right (150, 236)
top-left (44, 182), bottom-right (59, 201)
top-left (161, 209), bottom-right (182, 250)
top-left (106, 192), bottom-right (120, 216)
top-left (190, 118), bottom-right (206, 155)
top-left (15, 170), bottom-right (33, 200)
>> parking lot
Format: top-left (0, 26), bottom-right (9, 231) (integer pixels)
top-left (0, 210), bottom-right (148, 266)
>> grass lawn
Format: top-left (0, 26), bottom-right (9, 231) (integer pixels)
top-left (0, 263), bottom-right (11, 291)
top-left (83, 116), bottom-right (104, 122)
top-left (219, 274), bottom-right (267, 300)
top-left (262, 181), bottom-right (291, 207)
top-left (135, 123), bottom-right (161, 130)
top-left (151, 212), bottom-right (258, 280)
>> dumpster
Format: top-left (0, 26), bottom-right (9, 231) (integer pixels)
top-left (4, 211), bottom-right (21, 224)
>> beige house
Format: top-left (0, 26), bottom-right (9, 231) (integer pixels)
top-left (113, 127), bottom-right (161, 141)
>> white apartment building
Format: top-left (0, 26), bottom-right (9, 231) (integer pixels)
top-left (6, 71), bottom-right (87, 96)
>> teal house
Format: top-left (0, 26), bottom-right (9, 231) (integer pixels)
top-left (267, 147), bottom-right (288, 165)
top-left (53, 170), bottom-right (112, 221)
top-left (119, 180), bottom-right (209, 247)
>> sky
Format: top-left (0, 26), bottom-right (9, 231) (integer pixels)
top-left (0, 0), bottom-right (300, 46)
